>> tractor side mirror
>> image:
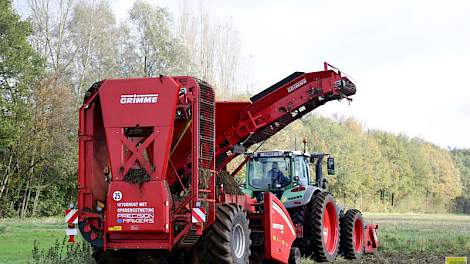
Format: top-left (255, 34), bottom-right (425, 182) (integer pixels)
top-left (327, 157), bottom-right (335, 175)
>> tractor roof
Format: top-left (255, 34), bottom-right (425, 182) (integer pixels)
top-left (251, 150), bottom-right (310, 158)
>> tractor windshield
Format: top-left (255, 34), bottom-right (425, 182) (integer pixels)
top-left (247, 156), bottom-right (291, 189)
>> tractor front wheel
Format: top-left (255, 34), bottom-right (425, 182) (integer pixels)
top-left (206, 203), bottom-right (251, 264)
top-left (340, 209), bottom-right (364, 259)
top-left (289, 206), bottom-right (308, 256)
top-left (308, 192), bottom-right (340, 262)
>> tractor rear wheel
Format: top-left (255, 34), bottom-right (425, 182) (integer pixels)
top-left (206, 203), bottom-right (251, 264)
top-left (307, 192), bottom-right (340, 262)
top-left (340, 209), bottom-right (364, 259)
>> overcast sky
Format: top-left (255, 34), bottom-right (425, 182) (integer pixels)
top-left (15, 0), bottom-right (470, 148)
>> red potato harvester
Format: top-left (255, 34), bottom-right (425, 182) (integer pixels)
top-left (76, 62), bottom-right (378, 263)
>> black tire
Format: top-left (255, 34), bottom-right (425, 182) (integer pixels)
top-left (288, 206), bottom-right (308, 256)
top-left (307, 192), bottom-right (340, 262)
top-left (288, 247), bottom-right (301, 264)
top-left (340, 209), bottom-right (364, 259)
top-left (206, 203), bottom-right (251, 264)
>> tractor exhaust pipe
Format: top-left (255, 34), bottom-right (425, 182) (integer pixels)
top-left (311, 153), bottom-right (334, 189)
top-left (315, 155), bottom-right (324, 187)
top-left (310, 154), bottom-right (324, 188)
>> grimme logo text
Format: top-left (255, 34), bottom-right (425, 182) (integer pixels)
top-left (287, 79), bottom-right (307, 93)
top-left (120, 94), bottom-right (159, 104)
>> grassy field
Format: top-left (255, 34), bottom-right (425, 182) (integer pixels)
top-left (0, 214), bottom-right (469, 263)
top-left (365, 213), bottom-right (470, 254)
top-left (303, 213), bottom-right (470, 263)
top-left (0, 217), bottom-right (66, 264)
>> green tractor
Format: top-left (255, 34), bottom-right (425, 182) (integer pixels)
top-left (240, 150), bottom-right (366, 262)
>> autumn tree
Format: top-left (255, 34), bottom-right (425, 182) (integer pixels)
top-left (68, 0), bottom-right (122, 94)
top-left (0, 0), bottom-right (43, 216)
top-left (177, 2), bottom-right (244, 99)
top-left (28, 0), bottom-right (74, 80)
top-left (129, 0), bottom-right (191, 77)
top-left (452, 149), bottom-right (470, 213)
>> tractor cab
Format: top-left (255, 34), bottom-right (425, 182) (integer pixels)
top-left (245, 151), bottom-right (309, 191)
top-left (241, 150), bottom-right (335, 206)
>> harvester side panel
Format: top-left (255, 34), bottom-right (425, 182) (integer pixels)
top-left (78, 92), bottom-right (108, 248)
top-left (264, 192), bottom-right (296, 263)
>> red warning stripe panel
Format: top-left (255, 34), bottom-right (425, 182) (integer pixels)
top-left (65, 209), bottom-right (78, 224)
top-left (191, 207), bottom-right (206, 223)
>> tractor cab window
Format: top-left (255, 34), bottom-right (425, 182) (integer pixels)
top-left (294, 156), bottom-right (309, 186)
top-left (248, 157), bottom-right (291, 189)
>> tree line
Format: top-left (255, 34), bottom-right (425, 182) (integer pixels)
top-left (0, 0), bottom-right (468, 217)
top-left (258, 115), bottom-right (470, 213)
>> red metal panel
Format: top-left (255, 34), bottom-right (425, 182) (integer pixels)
top-left (215, 101), bottom-right (251, 144)
top-left (78, 94), bottom-right (106, 217)
top-left (220, 193), bottom-right (256, 213)
top-left (364, 224), bottom-right (379, 254)
top-left (98, 77), bottom-right (180, 128)
top-left (106, 181), bottom-right (170, 233)
top-left (264, 192), bottom-right (296, 263)
top-left (107, 242), bottom-right (170, 250)
top-left (98, 77), bottom-right (179, 182)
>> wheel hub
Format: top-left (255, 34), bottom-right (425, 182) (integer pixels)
top-left (353, 218), bottom-right (364, 252)
top-left (233, 223), bottom-right (246, 258)
top-left (322, 202), bottom-right (338, 254)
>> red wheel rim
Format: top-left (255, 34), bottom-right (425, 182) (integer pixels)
top-left (353, 218), bottom-right (364, 252)
top-left (322, 201), bottom-right (338, 254)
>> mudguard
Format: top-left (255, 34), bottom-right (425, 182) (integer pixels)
top-left (264, 192), bottom-right (296, 264)
top-left (282, 185), bottom-right (321, 208)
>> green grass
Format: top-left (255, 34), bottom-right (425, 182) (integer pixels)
top-left (365, 213), bottom-right (470, 254)
top-left (0, 217), bottom-right (66, 264)
top-left (300, 213), bottom-right (470, 263)
top-left (0, 214), bottom-right (469, 263)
